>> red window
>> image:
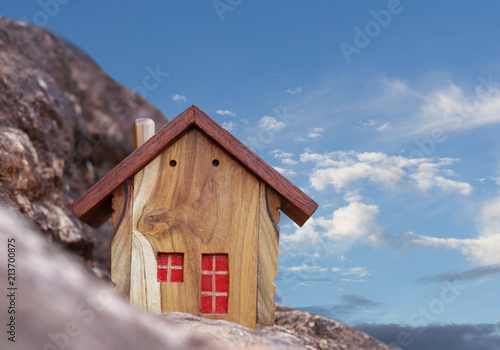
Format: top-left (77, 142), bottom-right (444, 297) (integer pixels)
top-left (200, 254), bottom-right (229, 314)
top-left (157, 253), bottom-right (184, 283)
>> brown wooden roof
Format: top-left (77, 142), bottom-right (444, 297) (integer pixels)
top-left (70, 105), bottom-right (318, 228)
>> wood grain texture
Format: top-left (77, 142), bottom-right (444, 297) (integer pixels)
top-left (133, 118), bottom-right (155, 150)
top-left (130, 144), bottom-right (162, 314)
top-left (132, 128), bottom-right (260, 328)
top-left (110, 119), bottom-right (156, 299)
top-left (110, 179), bottom-right (133, 298)
top-left (70, 105), bottom-right (318, 229)
top-left (193, 107), bottom-right (316, 226)
top-left (70, 107), bottom-right (196, 228)
top-left (256, 184), bottom-right (281, 328)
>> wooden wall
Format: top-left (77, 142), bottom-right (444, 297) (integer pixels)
top-left (110, 127), bottom-right (280, 328)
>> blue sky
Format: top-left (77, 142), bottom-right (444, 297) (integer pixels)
top-left (3, 1), bottom-right (500, 348)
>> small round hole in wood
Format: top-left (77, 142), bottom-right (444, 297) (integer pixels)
top-left (212, 159), bottom-right (220, 167)
top-left (170, 160), bottom-right (177, 167)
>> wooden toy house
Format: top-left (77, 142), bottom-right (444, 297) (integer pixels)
top-left (70, 105), bottom-right (318, 329)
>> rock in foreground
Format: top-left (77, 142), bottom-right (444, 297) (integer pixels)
top-left (0, 205), bottom-right (395, 349)
top-left (0, 206), bottom-right (307, 349)
top-left (275, 306), bottom-right (397, 350)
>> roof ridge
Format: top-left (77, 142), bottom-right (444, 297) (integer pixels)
top-left (70, 105), bottom-right (318, 228)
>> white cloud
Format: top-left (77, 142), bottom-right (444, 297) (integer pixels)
top-left (361, 119), bottom-right (393, 132)
top-left (480, 197), bottom-right (500, 236)
top-left (410, 163), bottom-right (473, 196)
top-left (340, 278), bottom-right (368, 283)
top-left (343, 191), bottom-right (363, 203)
top-left (281, 216), bottom-right (323, 247)
top-left (415, 83), bottom-right (500, 133)
top-left (407, 232), bottom-right (500, 266)
top-left (301, 150), bottom-right (472, 195)
top-left (383, 78), bottom-right (411, 97)
top-left (283, 264), bottom-right (328, 272)
top-left (362, 119), bottom-right (378, 127)
top-left (215, 109), bottom-right (236, 117)
top-left (281, 201), bottom-right (382, 255)
top-left (281, 76), bottom-right (500, 144)
top-left (334, 76), bottom-right (500, 137)
top-left (278, 264), bottom-right (370, 285)
top-left (406, 197), bottom-right (500, 265)
top-left (375, 76), bottom-right (500, 136)
top-left (376, 122), bottom-right (392, 132)
top-left (259, 116), bottom-right (286, 131)
top-left (282, 158), bottom-right (298, 165)
top-left (320, 201), bottom-right (381, 244)
top-left (171, 94), bottom-right (187, 102)
top-left (307, 127), bottom-right (324, 139)
top-left (271, 150), bottom-right (294, 159)
top-left (342, 267), bottom-right (370, 278)
top-left (273, 166), bottom-right (297, 177)
top-left (286, 87), bottom-right (303, 95)
top-left (222, 121), bottom-right (237, 133)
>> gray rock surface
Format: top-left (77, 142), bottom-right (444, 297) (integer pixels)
top-left (0, 206), bottom-right (397, 349)
top-left (0, 206), bottom-right (308, 349)
top-left (0, 206), bottom-right (214, 350)
top-left (0, 15), bottom-right (166, 270)
top-left (275, 306), bottom-right (397, 350)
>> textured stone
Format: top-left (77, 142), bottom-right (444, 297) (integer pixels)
top-left (0, 16), bottom-right (167, 270)
top-left (0, 206), bottom-right (214, 350)
top-left (275, 306), bottom-right (397, 350)
top-left (0, 206), bottom-right (307, 349)
top-left (163, 312), bottom-right (312, 349)
top-left (0, 205), bottom-right (398, 350)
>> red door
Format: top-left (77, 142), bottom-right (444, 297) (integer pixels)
top-left (200, 254), bottom-right (229, 314)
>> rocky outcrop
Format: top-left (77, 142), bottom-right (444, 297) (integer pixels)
top-left (0, 206), bottom-right (307, 349)
top-left (164, 310), bottom-right (397, 349)
top-left (275, 306), bottom-right (396, 350)
top-left (0, 205), bottom-right (397, 349)
top-left (163, 312), bottom-right (313, 349)
top-left (0, 16), bottom-right (166, 271)
top-left (0, 206), bottom-right (213, 350)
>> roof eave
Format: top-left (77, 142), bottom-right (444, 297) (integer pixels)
top-left (69, 105), bottom-right (318, 228)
